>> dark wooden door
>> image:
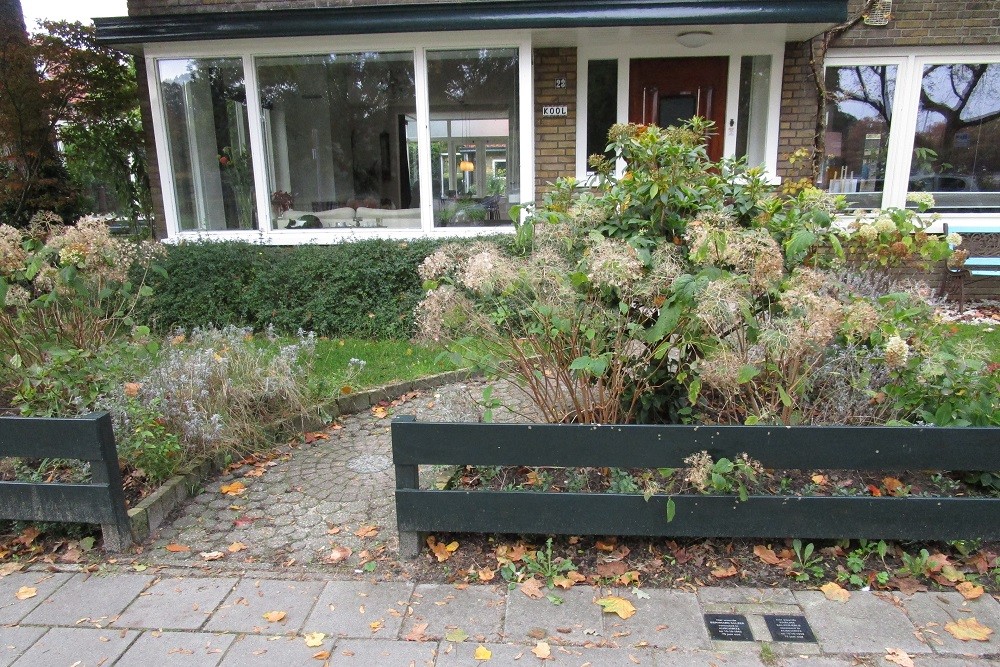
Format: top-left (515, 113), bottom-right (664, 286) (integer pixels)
top-left (629, 57), bottom-right (728, 161)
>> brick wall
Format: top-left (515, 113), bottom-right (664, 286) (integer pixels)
top-left (128, 0), bottom-right (505, 17)
top-left (533, 47), bottom-right (577, 202)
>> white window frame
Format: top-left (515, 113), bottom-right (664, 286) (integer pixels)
top-left (144, 31), bottom-right (533, 244)
top-left (826, 46), bottom-right (1000, 230)
top-left (574, 25), bottom-right (786, 182)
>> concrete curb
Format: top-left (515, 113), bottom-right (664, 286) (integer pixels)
top-left (126, 368), bottom-right (477, 543)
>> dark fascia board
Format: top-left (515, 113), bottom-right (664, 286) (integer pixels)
top-left (94, 0), bottom-right (847, 45)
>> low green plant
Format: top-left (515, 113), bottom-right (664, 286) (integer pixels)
top-left (116, 397), bottom-right (182, 484)
top-left (837, 539), bottom-right (889, 588)
top-left (683, 451), bottom-right (762, 501)
top-left (899, 548), bottom-right (933, 578)
top-left (790, 539), bottom-right (824, 581)
top-left (522, 538), bottom-right (576, 586)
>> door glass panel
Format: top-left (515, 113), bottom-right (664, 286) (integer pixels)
top-left (427, 48), bottom-right (519, 228)
top-left (587, 59), bottom-right (618, 160)
top-left (736, 55), bottom-right (771, 167)
top-left (256, 51), bottom-right (418, 230)
top-left (822, 64), bottom-right (897, 209)
top-left (158, 58), bottom-right (257, 231)
top-left (909, 63), bottom-right (1000, 212)
top-left (659, 95), bottom-right (697, 128)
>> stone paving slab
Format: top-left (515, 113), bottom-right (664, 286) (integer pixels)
top-left (115, 631), bottom-right (235, 667)
top-left (795, 591), bottom-right (932, 655)
top-left (400, 583), bottom-right (506, 643)
top-left (697, 587), bottom-right (799, 606)
top-left (894, 591), bottom-right (1000, 656)
top-left (203, 578), bottom-right (324, 634)
top-left (20, 572), bottom-right (152, 626)
top-left (10, 626), bottom-right (138, 666)
top-left (884, 658), bottom-right (1000, 667)
top-left (114, 576), bottom-right (238, 630)
top-left (217, 633), bottom-right (335, 665)
top-left (303, 580), bottom-right (414, 639)
top-left (0, 572), bottom-right (70, 625)
top-left (435, 641), bottom-right (657, 667)
top-left (503, 585), bottom-right (606, 645)
top-left (603, 588), bottom-right (710, 649)
top-left (332, 638), bottom-right (438, 666)
top-left (0, 626), bottom-right (45, 667)
top-left (653, 649), bottom-right (768, 666)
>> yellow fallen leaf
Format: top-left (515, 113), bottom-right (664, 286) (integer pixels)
top-left (14, 586), bottom-right (37, 600)
top-left (944, 617), bottom-right (993, 641)
top-left (596, 596), bottom-right (636, 619)
top-left (228, 542), bottom-right (247, 553)
top-left (303, 632), bottom-right (325, 647)
top-left (263, 611), bottom-right (287, 623)
top-left (369, 620), bottom-right (384, 632)
top-left (220, 481), bottom-right (246, 496)
top-left (531, 641), bottom-right (551, 659)
top-left (820, 582), bottom-right (851, 603)
top-left (427, 536), bottom-right (454, 562)
top-left (477, 567), bottom-right (496, 582)
top-left (371, 406), bottom-right (389, 419)
top-left (446, 541), bottom-right (460, 552)
top-left (312, 650), bottom-right (331, 660)
top-left (956, 581), bottom-right (984, 600)
top-left (884, 648), bottom-right (914, 667)
top-left (474, 645), bottom-right (492, 661)
top-left (519, 578), bottom-right (544, 599)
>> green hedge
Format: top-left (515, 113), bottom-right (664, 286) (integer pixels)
top-left (139, 237), bottom-right (485, 339)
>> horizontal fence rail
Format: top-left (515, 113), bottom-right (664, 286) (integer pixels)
top-left (391, 416), bottom-right (1000, 556)
top-left (0, 413), bottom-right (133, 551)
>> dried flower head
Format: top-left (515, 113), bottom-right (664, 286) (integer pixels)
top-left (884, 335), bottom-right (910, 369)
top-left (585, 237), bottom-right (643, 293)
top-left (457, 247), bottom-right (518, 295)
top-left (0, 225), bottom-right (26, 274)
top-left (906, 192), bottom-right (936, 211)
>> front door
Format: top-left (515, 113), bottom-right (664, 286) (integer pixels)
top-left (629, 57), bottom-right (728, 162)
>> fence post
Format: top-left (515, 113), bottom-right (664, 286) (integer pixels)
top-left (392, 415), bottom-right (424, 558)
top-left (90, 414), bottom-right (134, 552)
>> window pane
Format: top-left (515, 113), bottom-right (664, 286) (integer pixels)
top-left (735, 55), bottom-right (771, 167)
top-left (822, 65), bottom-right (897, 209)
top-left (256, 52), bottom-right (418, 230)
top-left (587, 59), bottom-right (617, 161)
top-left (427, 48), bottom-right (519, 228)
top-left (158, 58), bottom-right (257, 231)
top-left (910, 63), bottom-right (1000, 212)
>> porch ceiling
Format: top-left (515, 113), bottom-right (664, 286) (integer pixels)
top-left (94, 0), bottom-right (847, 46)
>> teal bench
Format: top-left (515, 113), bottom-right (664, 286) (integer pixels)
top-left (940, 223), bottom-right (1000, 311)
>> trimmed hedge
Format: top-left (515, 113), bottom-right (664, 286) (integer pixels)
top-left (138, 238), bottom-right (486, 339)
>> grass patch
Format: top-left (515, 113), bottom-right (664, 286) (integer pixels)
top-left (312, 338), bottom-right (460, 392)
top-left (943, 323), bottom-right (1000, 364)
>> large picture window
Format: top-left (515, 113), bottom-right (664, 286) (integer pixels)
top-left (158, 58), bottom-right (258, 231)
top-left (427, 48), bottom-right (519, 228)
top-left (256, 52), bottom-right (420, 230)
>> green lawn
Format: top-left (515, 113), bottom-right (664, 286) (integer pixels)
top-left (941, 322), bottom-right (1000, 364)
top-left (312, 338), bottom-right (460, 391)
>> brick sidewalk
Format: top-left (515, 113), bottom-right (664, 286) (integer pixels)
top-left (1, 569), bottom-right (999, 665)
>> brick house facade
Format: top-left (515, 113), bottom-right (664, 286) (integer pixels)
top-left (95, 1), bottom-right (999, 257)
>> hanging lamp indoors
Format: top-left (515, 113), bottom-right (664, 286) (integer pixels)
top-left (459, 158), bottom-right (475, 172)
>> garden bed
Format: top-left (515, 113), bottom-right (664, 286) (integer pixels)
top-left (393, 418), bottom-right (1000, 556)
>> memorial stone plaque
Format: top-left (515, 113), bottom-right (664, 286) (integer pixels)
top-left (704, 613), bottom-right (754, 641)
top-left (763, 614), bottom-right (816, 643)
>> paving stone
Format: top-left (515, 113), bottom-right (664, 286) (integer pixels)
top-left (435, 641), bottom-right (653, 666)
top-left (0, 626), bottom-right (45, 667)
top-left (10, 626), bottom-right (138, 666)
top-left (894, 591), bottom-right (1000, 656)
top-left (114, 577), bottom-right (238, 630)
top-left (653, 652), bottom-right (767, 666)
top-left (203, 578), bottom-right (324, 633)
top-left (115, 631), bottom-right (234, 666)
top-left (893, 658), bottom-right (1000, 667)
top-left (21, 573), bottom-right (152, 626)
top-left (0, 572), bottom-right (70, 625)
top-left (779, 657), bottom-right (857, 667)
top-left (330, 638), bottom-right (438, 666)
top-left (399, 584), bottom-right (505, 643)
top-left (697, 587), bottom-right (799, 606)
top-left (602, 589), bottom-right (710, 649)
top-left (503, 585), bottom-right (606, 644)
top-left (795, 591), bottom-right (931, 655)
top-left (217, 634), bottom-right (334, 665)
top-left (303, 580), bottom-right (413, 639)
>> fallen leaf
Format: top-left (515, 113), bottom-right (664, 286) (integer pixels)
top-left (371, 406), bottom-right (389, 419)
top-left (303, 632), bottom-right (325, 647)
top-left (304, 432), bottom-right (329, 444)
top-left (263, 611), bottom-right (287, 623)
top-left (820, 582), bottom-right (851, 603)
top-left (520, 578), bottom-right (544, 599)
top-left (325, 546), bottom-right (352, 564)
top-left (811, 474), bottom-right (828, 485)
top-left (427, 536), bottom-right (456, 562)
top-left (939, 564), bottom-right (965, 583)
top-left (445, 628), bottom-right (469, 642)
top-left (0, 563), bottom-right (24, 577)
top-left (527, 628), bottom-right (546, 640)
top-left (884, 648), bottom-right (914, 667)
top-left (889, 576), bottom-right (927, 595)
top-left (164, 543), bottom-right (191, 553)
top-left (956, 581), bottom-right (984, 600)
top-left (354, 525), bottom-right (379, 539)
top-left (124, 382), bottom-right (142, 397)
top-left (15, 527), bottom-right (39, 546)
top-left (711, 565), bottom-right (738, 579)
top-left (312, 650), bottom-right (331, 660)
top-left (867, 484), bottom-right (882, 497)
top-left (474, 645), bottom-right (492, 661)
top-left (326, 526), bottom-right (342, 535)
top-left (552, 575), bottom-right (576, 590)
top-left (369, 620), bottom-right (383, 632)
top-left (883, 477), bottom-right (905, 495)
top-left (404, 622), bottom-right (429, 642)
top-left (596, 596), bottom-right (636, 619)
top-left (596, 561), bottom-right (627, 578)
top-left (531, 641), bottom-right (551, 659)
top-left (220, 481), bottom-right (246, 496)
top-left (753, 545), bottom-right (783, 566)
top-left (199, 551), bottom-right (225, 561)
top-left (617, 571), bottom-right (640, 586)
top-left (14, 586), bottom-right (37, 600)
top-left (944, 617), bottom-right (993, 641)
top-left (595, 538), bottom-right (618, 552)
top-left (477, 567), bottom-right (496, 582)
top-left (228, 542), bottom-right (247, 553)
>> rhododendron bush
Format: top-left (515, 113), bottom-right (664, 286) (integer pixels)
top-left (414, 121), bottom-right (998, 426)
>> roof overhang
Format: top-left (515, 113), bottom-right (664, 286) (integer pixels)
top-left (94, 0), bottom-right (847, 46)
